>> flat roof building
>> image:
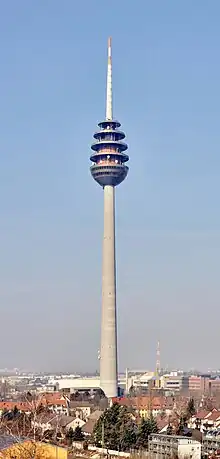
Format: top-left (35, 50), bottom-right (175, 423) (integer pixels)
top-left (149, 434), bottom-right (201, 459)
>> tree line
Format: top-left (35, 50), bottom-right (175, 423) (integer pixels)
top-left (92, 398), bottom-right (197, 452)
top-left (93, 402), bottom-right (158, 451)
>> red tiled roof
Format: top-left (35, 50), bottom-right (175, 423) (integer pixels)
top-left (82, 419), bottom-right (96, 435)
top-left (0, 401), bottom-right (31, 412)
top-left (46, 400), bottom-right (66, 406)
top-left (206, 411), bottom-right (220, 421)
top-left (113, 396), bottom-right (193, 414)
top-left (156, 416), bottom-right (170, 431)
top-left (41, 392), bottom-right (64, 402)
top-left (0, 396), bottom-right (66, 412)
top-left (113, 396), bottom-right (172, 410)
top-left (195, 410), bottom-right (211, 420)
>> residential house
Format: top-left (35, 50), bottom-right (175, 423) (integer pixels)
top-left (69, 401), bottom-right (94, 420)
top-left (32, 413), bottom-right (59, 433)
top-left (50, 415), bottom-right (85, 432)
top-left (202, 411), bottom-right (220, 431)
top-left (189, 410), bottom-right (220, 433)
top-left (0, 397), bottom-right (69, 417)
top-left (156, 415), bottom-right (171, 434)
top-left (113, 396), bottom-right (174, 419)
top-left (33, 413), bottom-right (85, 435)
top-left (0, 401), bottom-right (32, 416)
top-left (81, 410), bottom-right (103, 437)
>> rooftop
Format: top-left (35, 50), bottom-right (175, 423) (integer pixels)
top-left (0, 435), bottom-right (26, 451)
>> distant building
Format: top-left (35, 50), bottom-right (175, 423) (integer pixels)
top-left (56, 378), bottom-right (101, 393)
top-left (210, 379), bottom-right (220, 395)
top-left (189, 375), bottom-right (210, 395)
top-left (128, 372), bottom-right (155, 391)
top-left (160, 374), bottom-right (189, 393)
top-left (55, 375), bottom-right (131, 394)
top-left (113, 396), bottom-right (174, 418)
top-left (148, 434), bottom-right (201, 459)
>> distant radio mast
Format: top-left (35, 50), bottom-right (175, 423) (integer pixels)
top-left (155, 340), bottom-right (161, 389)
top-left (156, 340), bottom-right (161, 374)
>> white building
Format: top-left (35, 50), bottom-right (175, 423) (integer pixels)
top-left (56, 377), bottom-right (101, 392)
top-left (149, 434), bottom-right (201, 459)
top-left (55, 375), bottom-right (130, 394)
top-left (69, 402), bottom-right (93, 420)
top-left (128, 372), bottom-right (154, 391)
top-left (33, 414), bottom-right (85, 433)
top-left (160, 374), bottom-right (189, 393)
top-left (203, 433), bottom-right (220, 456)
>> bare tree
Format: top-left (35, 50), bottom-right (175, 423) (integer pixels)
top-left (0, 395), bottom-right (66, 458)
top-left (1, 440), bottom-right (57, 458)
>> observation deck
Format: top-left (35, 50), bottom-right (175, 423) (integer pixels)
top-left (89, 37), bottom-right (129, 188)
top-left (90, 119), bottom-right (129, 187)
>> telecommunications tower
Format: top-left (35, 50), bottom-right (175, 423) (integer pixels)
top-left (90, 38), bottom-right (129, 398)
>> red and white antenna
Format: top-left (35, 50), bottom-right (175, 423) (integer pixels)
top-left (156, 340), bottom-right (161, 375)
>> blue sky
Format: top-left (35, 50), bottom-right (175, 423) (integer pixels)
top-left (0, 0), bottom-right (219, 372)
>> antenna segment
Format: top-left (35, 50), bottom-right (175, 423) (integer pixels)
top-left (106, 37), bottom-right (113, 121)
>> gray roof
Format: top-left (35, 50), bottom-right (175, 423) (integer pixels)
top-left (82, 419), bottom-right (96, 435)
top-left (50, 415), bottom-right (75, 427)
top-left (88, 410), bottom-right (103, 421)
top-left (0, 435), bottom-right (26, 451)
top-left (35, 413), bottom-right (58, 424)
top-left (82, 411), bottom-right (103, 435)
top-left (59, 415), bottom-right (75, 427)
top-left (69, 401), bottom-right (93, 408)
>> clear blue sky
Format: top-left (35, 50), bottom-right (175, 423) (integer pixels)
top-left (0, 0), bottom-right (219, 373)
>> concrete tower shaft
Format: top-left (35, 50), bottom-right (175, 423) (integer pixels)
top-left (90, 38), bottom-right (129, 398)
top-left (101, 184), bottom-right (117, 397)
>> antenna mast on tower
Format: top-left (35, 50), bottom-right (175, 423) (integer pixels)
top-left (106, 37), bottom-right (113, 120)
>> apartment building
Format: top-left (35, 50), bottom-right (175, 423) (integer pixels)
top-left (148, 434), bottom-right (201, 459)
top-left (188, 376), bottom-right (210, 395)
top-left (160, 374), bottom-right (189, 393)
top-left (203, 434), bottom-right (220, 456)
top-left (210, 379), bottom-right (220, 395)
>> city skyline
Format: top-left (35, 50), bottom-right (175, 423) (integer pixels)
top-left (0, 1), bottom-right (220, 372)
